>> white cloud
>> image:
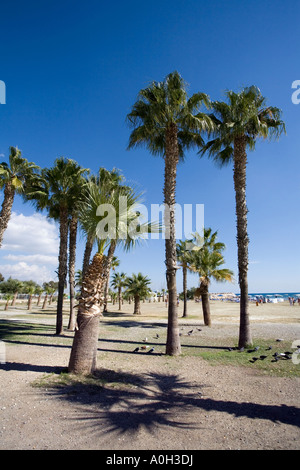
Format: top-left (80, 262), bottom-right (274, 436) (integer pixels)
top-left (0, 212), bottom-right (59, 284)
top-left (3, 253), bottom-right (58, 265)
top-left (2, 212), bottom-right (59, 255)
top-left (0, 262), bottom-right (57, 284)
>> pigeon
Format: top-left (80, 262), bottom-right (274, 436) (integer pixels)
top-left (188, 329), bottom-right (194, 335)
top-left (133, 347), bottom-right (139, 353)
top-left (250, 357), bottom-right (259, 363)
top-left (276, 338), bottom-right (284, 342)
top-left (147, 347), bottom-right (154, 354)
top-left (254, 346), bottom-right (260, 351)
top-left (143, 338), bottom-right (148, 342)
top-left (197, 328), bottom-right (202, 331)
top-left (266, 346), bottom-right (272, 351)
top-left (259, 355), bottom-right (267, 360)
top-left (155, 334), bottom-right (160, 338)
top-left (239, 347), bottom-right (244, 352)
top-left (141, 345), bottom-right (148, 350)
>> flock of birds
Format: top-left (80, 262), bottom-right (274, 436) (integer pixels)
top-left (131, 327), bottom-right (202, 355)
top-left (226, 339), bottom-right (299, 364)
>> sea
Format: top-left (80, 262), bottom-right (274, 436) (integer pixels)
top-left (238, 292), bottom-right (300, 300)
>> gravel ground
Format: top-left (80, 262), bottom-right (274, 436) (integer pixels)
top-left (0, 300), bottom-right (299, 450)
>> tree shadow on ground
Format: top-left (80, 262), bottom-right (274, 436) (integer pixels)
top-left (45, 368), bottom-right (300, 438)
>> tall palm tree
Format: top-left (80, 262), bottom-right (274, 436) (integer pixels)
top-left (0, 146), bottom-right (40, 247)
top-left (176, 239), bottom-right (193, 317)
top-left (189, 229), bottom-right (234, 326)
top-left (111, 272), bottom-right (127, 311)
top-left (68, 174), bottom-right (89, 331)
top-left (125, 273), bottom-right (151, 315)
top-left (32, 158), bottom-right (88, 335)
top-left (199, 86), bottom-right (285, 346)
top-left (68, 175), bottom-right (159, 375)
top-left (127, 71), bottom-right (212, 356)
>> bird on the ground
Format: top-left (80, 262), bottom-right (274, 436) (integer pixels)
top-left (259, 355), bottom-right (267, 360)
top-left (133, 347), bottom-right (139, 353)
top-left (266, 346), bottom-right (272, 350)
top-left (147, 347), bottom-right (154, 354)
top-left (155, 334), bottom-right (159, 338)
top-left (250, 357), bottom-right (259, 363)
top-left (188, 329), bottom-right (193, 335)
top-left (141, 345), bottom-right (148, 350)
top-left (143, 337), bottom-right (148, 342)
top-left (197, 328), bottom-right (202, 331)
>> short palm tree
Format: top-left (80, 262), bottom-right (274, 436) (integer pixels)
top-left (199, 86), bottom-right (285, 346)
top-left (190, 229), bottom-right (234, 326)
top-left (68, 175), bottom-right (159, 374)
top-left (0, 146), bottom-right (40, 247)
top-left (111, 272), bottom-right (127, 311)
top-left (127, 71), bottom-right (212, 356)
top-left (125, 273), bottom-right (151, 315)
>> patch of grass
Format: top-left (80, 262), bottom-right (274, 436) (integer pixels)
top-left (181, 338), bottom-right (300, 377)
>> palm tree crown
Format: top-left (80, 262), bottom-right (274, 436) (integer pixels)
top-left (199, 85), bottom-right (286, 165)
top-left (0, 146), bottom-right (40, 247)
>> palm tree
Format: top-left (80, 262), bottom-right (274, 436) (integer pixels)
top-left (32, 158), bottom-right (88, 335)
top-left (199, 86), bottom-right (285, 346)
top-left (127, 71), bottom-right (212, 356)
top-left (190, 229), bottom-right (234, 326)
top-left (125, 273), bottom-right (151, 315)
top-left (68, 174), bottom-right (89, 331)
top-left (103, 255), bottom-right (120, 313)
top-left (0, 146), bottom-right (40, 247)
top-left (68, 173), bottom-right (159, 375)
top-left (35, 286), bottom-right (44, 306)
top-left (111, 272), bottom-right (127, 311)
top-left (4, 294), bottom-right (13, 311)
top-left (176, 239), bottom-right (193, 317)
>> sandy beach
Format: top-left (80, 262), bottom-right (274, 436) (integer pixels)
top-left (0, 299), bottom-right (299, 450)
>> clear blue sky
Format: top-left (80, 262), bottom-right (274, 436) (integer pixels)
top-left (0, 0), bottom-right (299, 293)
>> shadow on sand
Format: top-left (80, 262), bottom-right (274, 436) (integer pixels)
top-left (36, 367), bottom-right (300, 437)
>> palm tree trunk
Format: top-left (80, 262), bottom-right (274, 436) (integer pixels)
top-left (182, 266), bottom-right (188, 317)
top-left (234, 136), bottom-right (252, 348)
top-left (200, 281), bottom-right (211, 326)
top-left (133, 295), bottom-right (141, 315)
top-left (118, 287), bottom-right (122, 311)
top-left (42, 294), bottom-right (48, 309)
top-left (68, 214), bottom-right (78, 330)
top-left (11, 291), bottom-right (18, 306)
top-left (27, 295), bottom-right (33, 311)
top-left (56, 205), bottom-right (69, 335)
top-left (165, 123), bottom-right (181, 356)
top-left (68, 242), bottom-right (116, 375)
top-left (82, 233), bottom-right (94, 278)
top-left (0, 182), bottom-right (15, 248)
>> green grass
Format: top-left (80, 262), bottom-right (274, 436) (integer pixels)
top-left (181, 338), bottom-right (300, 377)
